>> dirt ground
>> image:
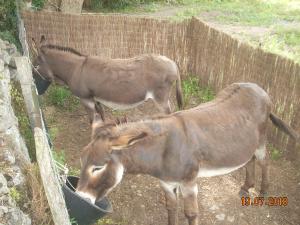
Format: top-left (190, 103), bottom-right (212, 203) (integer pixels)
top-left (44, 98), bottom-right (300, 225)
top-left (40, 6), bottom-right (300, 225)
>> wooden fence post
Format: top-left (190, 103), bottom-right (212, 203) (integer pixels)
top-left (34, 127), bottom-right (72, 225)
top-left (15, 57), bottom-right (42, 129)
top-left (15, 56), bottom-right (71, 225)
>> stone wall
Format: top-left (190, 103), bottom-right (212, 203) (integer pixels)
top-left (0, 39), bottom-right (31, 225)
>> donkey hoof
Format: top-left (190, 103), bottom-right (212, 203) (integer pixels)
top-left (239, 189), bottom-right (250, 198)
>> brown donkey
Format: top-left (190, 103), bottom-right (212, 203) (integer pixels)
top-left (76, 83), bottom-right (299, 225)
top-left (32, 36), bottom-right (183, 121)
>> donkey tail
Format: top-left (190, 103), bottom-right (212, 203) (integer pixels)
top-left (176, 77), bottom-right (183, 110)
top-left (269, 112), bottom-right (299, 141)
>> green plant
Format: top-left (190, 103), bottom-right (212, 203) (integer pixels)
top-left (32, 0), bottom-right (46, 10)
top-left (86, 0), bottom-right (170, 11)
top-left (268, 144), bottom-right (282, 160)
top-left (182, 75), bottom-right (214, 106)
top-left (0, 0), bottom-right (20, 48)
top-left (182, 76), bottom-right (200, 105)
top-left (70, 217), bottom-right (79, 225)
top-left (69, 167), bottom-right (81, 176)
top-left (9, 187), bottom-right (22, 203)
top-left (46, 86), bottom-right (80, 110)
top-left (97, 218), bottom-right (121, 225)
top-left (52, 149), bottom-right (66, 165)
top-left (10, 82), bottom-right (36, 160)
top-left (25, 163), bottom-right (53, 225)
top-left (49, 126), bottom-right (59, 141)
top-left (111, 110), bottom-right (126, 117)
top-left (260, 27), bottom-right (300, 64)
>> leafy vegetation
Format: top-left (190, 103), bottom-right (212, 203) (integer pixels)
top-left (52, 149), bottom-right (80, 176)
top-left (89, 0), bottom-right (299, 64)
top-left (97, 218), bottom-right (125, 225)
top-left (52, 149), bottom-right (67, 165)
top-left (32, 0), bottom-right (46, 9)
top-left (46, 86), bottom-right (80, 111)
top-left (0, 0), bottom-right (19, 48)
top-left (260, 27), bottom-right (300, 64)
top-left (9, 187), bottom-right (22, 203)
top-left (49, 126), bottom-right (59, 141)
top-left (182, 75), bottom-right (214, 107)
top-left (170, 0), bottom-right (300, 25)
top-left (70, 217), bottom-right (79, 225)
top-left (25, 164), bottom-right (53, 225)
top-left (85, 0), bottom-right (176, 11)
top-left (10, 81), bottom-right (36, 160)
top-left (170, 0), bottom-right (300, 64)
top-left (268, 144), bottom-right (282, 160)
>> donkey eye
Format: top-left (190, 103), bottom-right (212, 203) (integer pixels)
top-left (92, 165), bottom-right (105, 173)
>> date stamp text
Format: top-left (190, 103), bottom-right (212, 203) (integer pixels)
top-left (241, 196), bottom-right (288, 206)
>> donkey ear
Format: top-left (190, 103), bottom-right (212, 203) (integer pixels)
top-left (111, 132), bottom-right (147, 150)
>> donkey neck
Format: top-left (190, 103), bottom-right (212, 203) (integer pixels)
top-left (45, 49), bottom-right (85, 84)
top-left (116, 119), bottom-right (170, 177)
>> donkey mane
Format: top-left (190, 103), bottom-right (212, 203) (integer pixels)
top-left (93, 85), bottom-right (244, 141)
top-left (43, 44), bottom-right (85, 56)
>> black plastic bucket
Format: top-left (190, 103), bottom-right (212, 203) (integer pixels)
top-left (62, 176), bottom-right (113, 225)
top-left (33, 73), bottom-right (51, 95)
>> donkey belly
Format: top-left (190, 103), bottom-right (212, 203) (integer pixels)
top-left (94, 91), bottom-right (154, 110)
top-left (197, 160), bottom-right (249, 178)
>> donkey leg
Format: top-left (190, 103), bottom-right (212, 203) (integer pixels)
top-left (160, 181), bottom-right (178, 225)
top-left (154, 99), bottom-right (171, 114)
top-left (80, 98), bottom-right (95, 124)
top-left (153, 87), bottom-right (172, 114)
top-left (255, 145), bottom-right (269, 196)
top-left (239, 156), bottom-right (255, 197)
top-left (95, 102), bottom-right (105, 121)
top-left (181, 182), bottom-right (199, 225)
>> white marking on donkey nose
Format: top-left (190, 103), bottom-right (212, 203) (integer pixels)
top-left (76, 191), bottom-right (96, 204)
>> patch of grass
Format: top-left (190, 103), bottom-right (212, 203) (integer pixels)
top-left (70, 217), bottom-right (79, 225)
top-left (46, 86), bottom-right (80, 111)
top-left (31, 0), bottom-right (46, 10)
top-left (97, 218), bottom-right (125, 225)
top-left (182, 75), bottom-right (214, 107)
top-left (171, 0), bottom-right (300, 25)
top-left (84, 0), bottom-right (179, 13)
top-left (268, 144), bottom-right (282, 160)
top-left (25, 163), bottom-right (53, 225)
top-left (52, 149), bottom-right (66, 165)
top-left (170, 0), bottom-right (300, 64)
top-left (69, 167), bottom-right (81, 176)
top-left (52, 149), bottom-right (80, 177)
top-left (10, 81), bottom-right (36, 160)
top-left (260, 27), bottom-right (300, 64)
top-left (9, 187), bottom-right (22, 203)
top-left (49, 126), bottom-right (59, 141)
top-left (0, 0), bottom-right (20, 49)
top-left (111, 110), bottom-right (127, 117)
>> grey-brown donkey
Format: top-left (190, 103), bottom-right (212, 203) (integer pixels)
top-left (76, 83), bottom-right (299, 225)
top-left (32, 36), bottom-right (183, 122)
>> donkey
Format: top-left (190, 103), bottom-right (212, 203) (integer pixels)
top-left (32, 36), bottom-right (183, 122)
top-left (76, 83), bottom-right (299, 225)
